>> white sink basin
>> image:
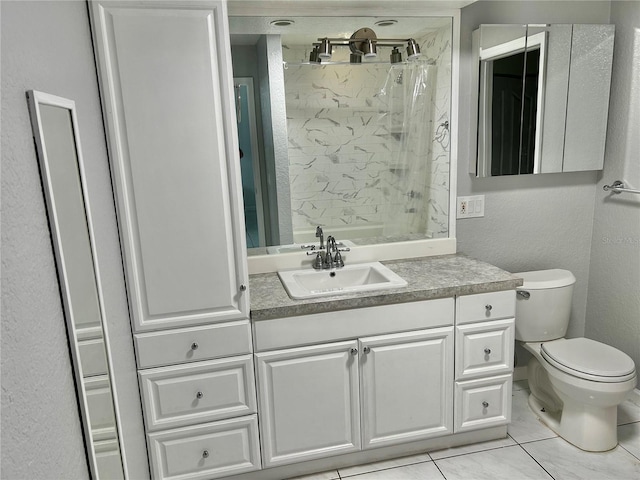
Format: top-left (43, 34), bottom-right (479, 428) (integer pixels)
top-left (278, 262), bottom-right (407, 300)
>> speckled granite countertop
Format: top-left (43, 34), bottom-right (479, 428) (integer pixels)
top-left (249, 254), bottom-right (523, 321)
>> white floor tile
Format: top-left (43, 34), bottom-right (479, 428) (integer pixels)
top-left (512, 379), bottom-right (529, 392)
top-left (619, 398), bottom-right (640, 425)
top-left (428, 436), bottom-right (516, 460)
top-left (521, 436), bottom-right (640, 480)
top-left (342, 460), bottom-right (444, 479)
top-left (287, 470), bottom-right (340, 480)
top-left (507, 389), bottom-right (557, 444)
top-left (618, 422), bottom-right (640, 460)
top-left (338, 453), bottom-right (431, 477)
top-left (434, 445), bottom-right (552, 479)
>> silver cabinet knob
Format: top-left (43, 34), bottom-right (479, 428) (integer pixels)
top-left (202, 450), bottom-right (209, 458)
top-left (482, 401), bottom-right (489, 408)
top-left (240, 284), bottom-right (247, 291)
top-left (485, 304), bottom-right (493, 312)
top-left (350, 348), bottom-right (358, 356)
top-left (484, 348), bottom-right (491, 355)
top-left (363, 346), bottom-right (371, 354)
top-left (191, 342), bottom-right (199, 350)
top-left (196, 391), bottom-right (204, 399)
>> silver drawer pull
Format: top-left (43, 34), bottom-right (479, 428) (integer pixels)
top-left (350, 348), bottom-right (358, 356)
top-left (485, 304), bottom-right (493, 312)
top-left (240, 284), bottom-right (247, 292)
top-left (202, 450), bottom-right (209, 458)
top-left (191, 342), bottom-right (199, 350)
top-left (196, 391), bottom-right (204, 399)
top-left (484, 348), bottom-right (491, 355)
top-left (363, 346), bottom-right (371, 354)
top-left (482, 401), bottom-right (489, 408)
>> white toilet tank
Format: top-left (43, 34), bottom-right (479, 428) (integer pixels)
top-left (514, 269), bottom-right (576, 342)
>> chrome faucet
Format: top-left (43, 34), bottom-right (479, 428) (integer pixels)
top-left (307, 230), bottom-right (350, 269)
top-left (323, 236), bottom-right (336, 269)
top-left (315, 226), bottom-right (324, 249)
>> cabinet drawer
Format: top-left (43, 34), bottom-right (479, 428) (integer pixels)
top-left (254, 298), bottom-right (454, 351)
top-left (84, 376), bottom-right (117, 441)
top-left (456, 291), bottom-right (515, 325)
top-left (139, 355), bottom-right (256, 432)
top-left (454, 375), bottom-right (512, 433)
top-left (455, 319), bottom-right (514, 380)
top-left (147, 415), bottom-right (261, 480)
top-left (134, 320), bottom-right (252, 369)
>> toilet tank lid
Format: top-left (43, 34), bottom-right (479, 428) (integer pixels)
top-left (514, 269), bottom-right (576, 289)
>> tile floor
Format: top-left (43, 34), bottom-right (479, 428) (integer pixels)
top-left (291, 381), bottom-right (640, 480)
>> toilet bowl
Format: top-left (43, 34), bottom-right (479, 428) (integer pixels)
top-left (515, 269), bottom-right (637, 452)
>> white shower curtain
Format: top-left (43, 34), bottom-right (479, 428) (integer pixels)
top-left (378, 59), bottom-right (436, 237)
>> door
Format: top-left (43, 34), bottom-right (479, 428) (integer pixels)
top-left (359, 327), bottom-right (454, 449)
top-left (90, 0), bottom-right (249, 332)
top-left (255, 341), bottom-right (361, 467)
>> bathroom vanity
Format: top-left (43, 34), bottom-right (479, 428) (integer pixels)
top-left (135, 255), bottom-right (520, 479)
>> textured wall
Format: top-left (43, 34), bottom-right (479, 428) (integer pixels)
top-left (586, 1), bottom-right (640, 377)
top-left (1, 1), bottom-right (146, 478)
top-left (457, 2), bottom-right (611, 351)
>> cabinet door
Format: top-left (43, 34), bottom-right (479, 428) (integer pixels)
top-left (359, 327), bottom-right (454, 449)
top-left (90, 1), bottom-right (249, 332)
top-left (255, 341), bottom-right (361, 467)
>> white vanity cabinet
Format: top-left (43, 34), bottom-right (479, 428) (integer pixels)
top-left (255, 341), bottom-right (362, 467)
top-left (254, 300), bottom-right (455, 468)
top-left (454, 291), bottom-right (515, 433)
top-left (90, 0), bottom-right (249, 333)
top-left (90, 2), bottom-right (260, 478)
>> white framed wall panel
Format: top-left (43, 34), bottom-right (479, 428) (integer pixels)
top-left (91, 0), bottom-right (249, 332)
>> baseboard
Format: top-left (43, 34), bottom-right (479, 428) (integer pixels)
top-left (513, 366), bottom-right (527, 382)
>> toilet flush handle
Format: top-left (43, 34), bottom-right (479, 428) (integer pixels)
top-left (517, 291), bottom-right (530, 299)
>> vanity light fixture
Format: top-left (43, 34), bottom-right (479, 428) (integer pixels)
top-left (318, 38), bottom-right (332, 59)
top-left (406, 38), bottom-right (421, 60)
top-left (362, 38), bottom-right (377, 58)
top-left (309, 46), bottom-right (321, 63)
top-left (310, 27), bottom-right (422, 65)
top-left (390, 47), bottom-right (403, 64)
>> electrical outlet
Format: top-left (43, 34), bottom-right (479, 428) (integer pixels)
top-left (457, 195), bottom-right (485, 219)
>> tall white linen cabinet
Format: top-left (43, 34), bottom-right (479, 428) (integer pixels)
top-left (89, 1), bottom-right (258, 478)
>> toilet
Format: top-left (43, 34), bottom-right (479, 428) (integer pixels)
top-left (514, 269), bottom-right (637, 452)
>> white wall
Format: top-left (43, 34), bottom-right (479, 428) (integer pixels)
top-left (1, 1), bottom-right (146, 478)
top-left (586, 1), bottom-right (640, 373)
top-left (457, 1), bottom-right (611, 345)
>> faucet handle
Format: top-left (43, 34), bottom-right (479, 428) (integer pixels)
top-left (300, 244), bottom-right (316, 250)
top-left (334, 250), bottom-right (345, 268)
top-left (308, 251), bottom-right (323, 269)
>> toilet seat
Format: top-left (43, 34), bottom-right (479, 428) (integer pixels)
top-left (541, 338), bottom-right (636, 383)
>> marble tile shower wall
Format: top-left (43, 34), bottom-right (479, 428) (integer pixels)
top-left (282, 25), bottom-right (451, 240)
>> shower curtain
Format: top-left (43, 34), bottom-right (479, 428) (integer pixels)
top-left (379, 59), bottom-right (436, 237)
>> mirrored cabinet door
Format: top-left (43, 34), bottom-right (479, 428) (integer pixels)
top-left (472, 23), bottom-right (614, 177)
